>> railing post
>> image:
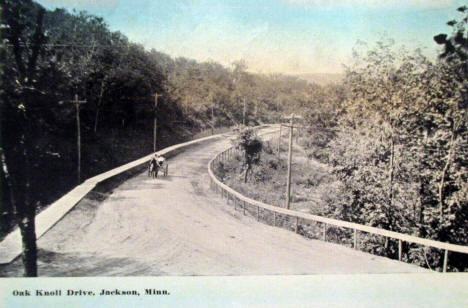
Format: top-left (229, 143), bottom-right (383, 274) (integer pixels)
top-left (234, 196), bottom-right (237, 210)
top-left (273, 211), bottom-right (276, 226)
top-left (323, 223), bottom-right (327, 241)
top-left (353, 229), bottom-right (358, 250)
top-left (295, 217), bottom-right (299, 233)
top-left (443, 249), bottom-right (449, 273)
top-left (257, 206), bottom-right (260, 221)
top-left (398, 239), bottom-right (402, 261)
top-left (243, 201), bottom-right (246, 216)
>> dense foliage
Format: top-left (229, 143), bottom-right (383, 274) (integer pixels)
top-left (1, 0), bottom-right (466, 275)
top-left (0, 0), bottom-right (315, 275)
top-left (217, 6), bottom-right (468, 272)
top-left (300, 7), bottom-right (468, 271)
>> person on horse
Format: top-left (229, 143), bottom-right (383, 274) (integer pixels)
top-left (156, 154), bottom-right (165, 168)
top-left (149, 153), bottom-right (166, 178)
top-left (148, 154), bottom-right (159, 178)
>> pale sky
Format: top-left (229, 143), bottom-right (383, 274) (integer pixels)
top-left (37, 0), bottom-right (465, 74)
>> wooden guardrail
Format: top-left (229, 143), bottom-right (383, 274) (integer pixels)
top-left (208, 145), bottom-right (468, 273)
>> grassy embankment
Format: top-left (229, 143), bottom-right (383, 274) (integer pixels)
top-left (213, 134), bottom-right (356, 246)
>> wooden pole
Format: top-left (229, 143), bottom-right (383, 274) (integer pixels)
top-left (443, 249), bottom-right (449, 272)
top-left (76, 102), bottom-right (81, 184)
top-left (211, 103), bottom-right (215, 135)
top-left (323, 223), bottom-right (327, 241)
top-left (353, 229), bottom-right (358, 250)
top-left (67, 94), bottom-right (86, 184)
top-left (277, 124), bottom-right (282, 158)
top-left (153, 93), bottom-right (162, 152)
top-left (243, 97), bottom-right (246, 126)
top-left (286, 114), bottom-right (294, 209)
top-left (398, 239), bottom-right (402, 261)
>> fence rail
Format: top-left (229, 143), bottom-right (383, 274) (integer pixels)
top-left (208, 145), bottom-right (468, 273)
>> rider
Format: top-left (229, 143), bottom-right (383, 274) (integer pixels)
top-left (156, 153), bottom-right (166, 168)
top-left (149, 154), bottom-right (158, 177)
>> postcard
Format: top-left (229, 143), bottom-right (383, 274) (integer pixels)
top-left (1, 0), bottom-right (467, 306)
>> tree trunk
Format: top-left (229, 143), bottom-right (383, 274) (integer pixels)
top-left (18, 214), bottom-right (38, 277)
top-left (0, 147), bottom-right (18, 235)
top-left (20, 126), bottom-right (38, 277)
top-left (242, 97), bottom-right (246, 126)
top-left (439, 126), bottom-right (456, 218)
top-left (211, 104), bottom-right (215, 135)
top-left (244, 164), bottom-right (251, 183)
top-left (4, 3), bottom-right (44, 277)
top-left (389, 132), bottom-right (395, 209)
top-left (93, 79), bottom-right (105, 133)
top-left (1, 135), bottom-right (38, 278)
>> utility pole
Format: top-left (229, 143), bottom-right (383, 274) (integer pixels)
top-left (242, 97), bottom-right (246, 126)
top-left (286, 114), bottom-right (294, 209)
top-left (153, 93), bottom-right (162, 152)
top-left (210, 93), bottom-right (215, 135)
top-left (277, 124), bottom-right (282, 158)
top-left (282, 113), bottom-right (304, 209)
top-left (211, 104), bottom-right (215, 135)
top-left (67, 94), bottom-right (87, 184)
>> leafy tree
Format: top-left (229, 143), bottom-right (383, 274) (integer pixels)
top-left (1, 0), bottom-right (47, 276)
top-left (234, 128), bottom-right (263, 183)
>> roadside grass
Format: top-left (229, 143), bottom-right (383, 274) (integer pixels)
top-left (213, 135), bottom-right (352, 243)
top-left (215, 136), bottom-right (337, 214)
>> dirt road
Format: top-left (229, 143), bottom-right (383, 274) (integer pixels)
top-left (1, 129), bottom-right (427, 276)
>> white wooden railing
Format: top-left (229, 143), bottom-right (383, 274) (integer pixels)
top-left (208, 145), bottom-right (468, 273)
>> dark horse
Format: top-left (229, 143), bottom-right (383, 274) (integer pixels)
top-left (148, 158), bottom-right (159, 178)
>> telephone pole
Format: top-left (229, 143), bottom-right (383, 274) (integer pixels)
top-left (277, 124), bottom-right (282, 158)
top-left (286, 114), bottom-right (294, 209)
top-left (66, 94), bottom-right (86, 184)
top-left (282, 113), bottom-right (303, 209)
top-left (210, 93), bottom-right (215, 135)
top-left (242, 97), bottom-right (246, 126)
top-left (153, 93), bottom-right (162, 152)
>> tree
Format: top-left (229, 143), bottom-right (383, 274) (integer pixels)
top-left (1, 0), bottom-right (47, 276)
top-left (234, 128), bottom-right (263, 183)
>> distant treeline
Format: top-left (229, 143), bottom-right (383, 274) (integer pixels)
top-left (0, 0), bottom-right (316, 240)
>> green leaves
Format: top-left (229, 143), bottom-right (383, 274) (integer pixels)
top-left (302, 7), bottom-right (468, 271)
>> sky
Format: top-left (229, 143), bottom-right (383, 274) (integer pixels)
top-left (36, 0), bottom-right (466, 74)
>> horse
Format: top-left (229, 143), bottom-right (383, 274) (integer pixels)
top-left (148, 159), bottom-right (159, 178)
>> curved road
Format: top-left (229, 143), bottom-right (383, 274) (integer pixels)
top-left (1, 129), bottom-right (427, 276)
